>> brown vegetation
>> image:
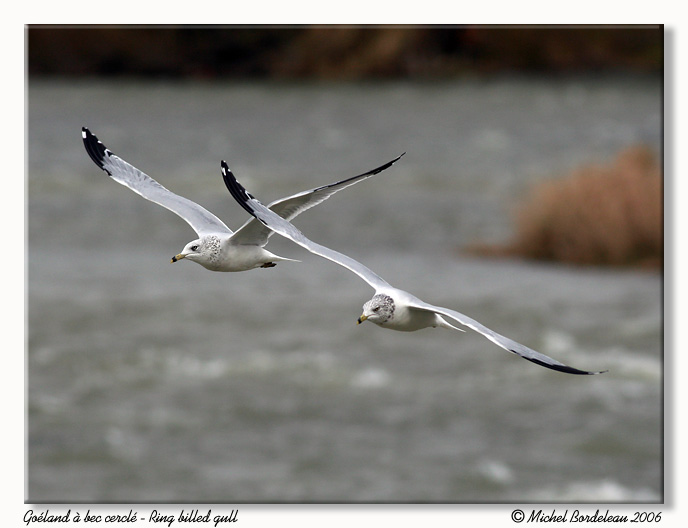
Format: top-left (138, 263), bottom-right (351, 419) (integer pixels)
top-left (467, 146), bottom-right (663, 269)
top-left (28, 26), bottom-right (662, 79)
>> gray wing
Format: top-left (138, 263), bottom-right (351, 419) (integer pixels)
top-left (406, 298), bottom-right (606, 375)
top-left (230, 153), bottom-right (405, 246)
top-left (82, 127), bottom-right (232, 236)
top-left (222, 161), bottom-right (391, 291)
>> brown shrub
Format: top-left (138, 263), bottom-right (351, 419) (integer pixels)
top-left (468, 146), bottom-right (662, 268)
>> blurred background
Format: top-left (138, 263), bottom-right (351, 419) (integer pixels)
top-left (27, 26), bottom-right (662, 503)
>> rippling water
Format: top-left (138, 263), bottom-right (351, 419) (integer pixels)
top-left (27, 78), bottom-right (662, 503)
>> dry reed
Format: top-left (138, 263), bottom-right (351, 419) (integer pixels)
top-left (467, 146), bottom-right (662, 268)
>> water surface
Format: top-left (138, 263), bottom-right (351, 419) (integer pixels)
top-left (28, 78), bottom-right (662, 502)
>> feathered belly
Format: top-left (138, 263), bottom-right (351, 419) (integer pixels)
top-left (378, 305), bottom-right (440, 332)
top-left (203, 245), bottom-right (279, 272)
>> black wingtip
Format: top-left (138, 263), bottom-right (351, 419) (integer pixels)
top-left (520, 353), bottom-right (607, 375)
top-left (81, 126), bottom-right (112, 173)
top-left (367, 152), bottom-right (406, 176)
top-left (220, 160), bottom-right (259, 218)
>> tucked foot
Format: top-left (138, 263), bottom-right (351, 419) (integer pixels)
top-left (260, 262), bottom-right (277, 268)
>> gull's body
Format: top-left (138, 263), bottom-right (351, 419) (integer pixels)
top-left (222, 161), bottom-right (606, 375)
top-left (82, 127), bottom-right (403, 271)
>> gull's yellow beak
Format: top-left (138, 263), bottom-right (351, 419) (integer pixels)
top-left (171, 253), bottom-right (185, 263)
top-left (357, 314), bottom-right (368, 325)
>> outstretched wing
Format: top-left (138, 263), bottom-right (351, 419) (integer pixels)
top-left (230, 153), bottom-right (405, 246)
top-left (82, 127), bottom-right (232, 236)
top-left (406, 299), bottom-right (606, 375)
top-left (221, 158), bottom-right (604, 376)
top-left (222, 161), bottom-right (391, 291)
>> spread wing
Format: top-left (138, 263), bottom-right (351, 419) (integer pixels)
top-left (82, 127), bottom-right (232, 236)
top-left (221, 159), bottom-right (605, 376)
top-left (222, 161), bottom-right (391, 291)
top-left (229, 153), bottom-right (405, 246)
top-left (406, 299), bottom-right (607, 375)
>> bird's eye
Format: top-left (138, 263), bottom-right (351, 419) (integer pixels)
top-left (373, 307), bottom-right (380, 312)
top-left (191, 245), bottom-right (199, 251)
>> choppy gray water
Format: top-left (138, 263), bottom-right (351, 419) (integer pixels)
top-left (27, 78), bottom-right (662, 503)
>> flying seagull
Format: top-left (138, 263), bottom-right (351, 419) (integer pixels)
top-left (82, 127), bottom-right (404, 271)
top-left (221, 160), bottom-right (606, 375)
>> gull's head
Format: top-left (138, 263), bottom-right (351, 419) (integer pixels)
top-left (171, 236), bottom-right (221, 268)
top-left (358, 294), bottom-right (395, 325)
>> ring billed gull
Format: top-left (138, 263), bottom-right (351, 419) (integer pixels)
top-left (222, 161), bottom-right (606, 375)
top-left (82, 127), bottom-right (404, 272)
